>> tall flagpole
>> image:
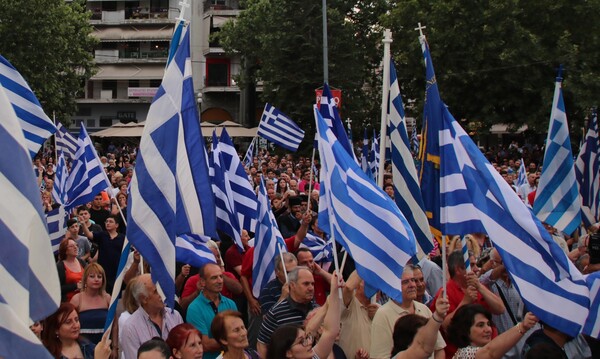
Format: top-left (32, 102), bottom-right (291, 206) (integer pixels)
top-left (377, 30), bottom-right (392, 187)
top-left (322, 0), bottom-right (329, 84)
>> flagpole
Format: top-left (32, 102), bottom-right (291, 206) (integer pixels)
top-left (278, 243), bottom-right (289, 283)
top-left (377, 29), bottom-right (393, 187)
top-left (322, 0), bottom-right (329, 84)
top-left (53, 112), bottom-right (58, 163)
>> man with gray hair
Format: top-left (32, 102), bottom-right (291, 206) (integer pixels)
top-left (258, 252), bottom-right (298, 313)
top-left (121, 274), bottom-right (183, 359)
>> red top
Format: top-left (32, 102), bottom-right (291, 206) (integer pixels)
top-left (64, 264), bottom-right (83, 302)
top-left (181, 271), bottom-right (237, 299)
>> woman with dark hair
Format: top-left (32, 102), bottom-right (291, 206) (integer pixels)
top-left (266, 272), bottom-right (343, 359)
top-left (276, 179), bottom-right (289, 195)
top-left (42, 302), bottom-right (95, 359)
top-left (70, 262), bottom-right (111, 344)
top-left (448, 304), bottom-right (538, 359)
top-left (56, 238), bottom-right (86, 302)
top-left (390, 296), bottom-right (450, 359)
top-left (166, 323), bottom-right (204, 359)
top-left (210, 310), bottom-right (258, 359)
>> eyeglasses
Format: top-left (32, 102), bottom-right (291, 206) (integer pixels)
top-left (294, 334), bottom-right (314, 347)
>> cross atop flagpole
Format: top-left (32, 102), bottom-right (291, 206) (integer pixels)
top-left (177, 0), bottom-right (190, 22)
top-left (414, 22), bottom-right (427, 37)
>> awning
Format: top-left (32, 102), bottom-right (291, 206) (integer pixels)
top-left (91, 64), bottom-right (165, 80)
top-left (92, 121), bottom-right (257, 138)
top-left (489, 124), bottom-right (528, 134)
top-left (93, 25), bottom-right (174, 42)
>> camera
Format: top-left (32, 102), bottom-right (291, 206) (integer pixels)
top-left (589, 232), bottom-right (600, 264)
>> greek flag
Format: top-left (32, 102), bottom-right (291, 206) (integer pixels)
top-left (252, 176), bottom-right (288, 297)
top-left (411, 128), bottom-right (420, 155)
top-left (0, 83), bottom-right (59, 358)
top-left (52, 151), bottom-right (68, 205)
top-left (461, 236), bottom-right (471, 271)
top-left (127, 25), bottom-right (217, 309)
top-left (361, 129), bottom-right (372, 178)
top-left (257, 103), bottom-right (305, 152)
top-left (425, 34), bottom-right (590, 333)
top-left (319, 83), bottom-right (356, 161)
top-left (176, 234), bottom-right (217, 269)
top-left (242, 137), bottom-right (256, 168)
top-left (369, 130), bottom-right (380, 181)
top-left (584, 271), bottom-right (600, 337)
top-left (0, 55), bottom-right (56, 160)
top-left (104, 240), bottom-right (131, 332)
top-left (516, 158), bottom-right (527, 189)
top-left (217, 129), bottom-right (258, 232)
top-left (46, 206), bottom-right (68, 254)
top-left (55, 122), bottom-right (78, 161)
top-left (575, 110), bottom-right (599, 228)
top-left (315, 106), bottom-right (417, 302)
top-left (533, 72), bottom-right (582, 235)
top-left (388, 59), bottom-right (434, 258)
top-left (63, 124), bottom-right (111, 212)
top-left (418, 38), bottom-right (443, 240)
top-left (299, 233), bottom-right (333, 265)
top-left (210, 131), bottom-right (243, 250)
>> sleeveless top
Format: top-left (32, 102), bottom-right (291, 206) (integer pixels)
top-left (64, 263), bottom-right (83, 302)
top-left (77, 295), bottom-right (108, 345)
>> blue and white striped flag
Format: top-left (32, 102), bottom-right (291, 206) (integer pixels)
top-left (516, 158), bottom-right (527, 189)
top-left (52, 151), bottom-right (68, 205)
top-left (369, 130), bottom-right (379, 181)
top-left (319, 83), bottom-right (356, 161)
top-left (0, 82), bottom-right (59, 358)
top-left (127, 25), bottom-right (217, 309)
top-left (575, 110), bottom-right (600, 228)
top-left (0, 55), bottom-right (56, 160)
top-left (533, 72), bottom-right (582, 235)
top-left (210, 131), bottom-right (243, 250)
top-left (361, 129), bottom-right (372, 179)
top-left (104, 240), bottom-right (131, 332)
top-left (411, 128), bottom-right (420, 155)
top-left (299, 233), bottom-right (333, 265)
top-left (218, 129), bottom-right (258, 233)
top-left (583, 271), bottom-right (600, 337)
top-left (46, 206), bottom-right (68, 254)
top-left (315, 106), bottom-right (417, 302)
top-left (461, 236), bottom-right (471, 271)
top-left (388, 59), bottom-right (434, 258)
top-left (242, 137), bottom-right (256, 168)
top-left (63, 124), bottom-right (111, 212)
top-left (257, 103), bottom-right (305, 152)
top-left (252, 176), bottom-right (288, 297)
top-left (423, 35), bottom-right (590, 333)
top-left (176, 234), bottom-right (217, 269)
top-left (55, 122), bottom-right (78, 162)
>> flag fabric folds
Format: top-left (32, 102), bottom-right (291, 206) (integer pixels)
top-left (583, 271), bottom-right (600, 337)
top-left (210, 131), bottom-right (243, 250)
top-left (299, 233), bottom-right (333, 265)
top-left (533, 74), bottom-right (581, 236)
top-left (217, 129), bottom-right (258, 233)
top-left (315, 106), bottom-right (417, 302)
top-left (55, 122), bottom-right (78, 162)
top-left (420, 35), bottom-right (590, 333)
top-left (388, 59), bottom-right (434, 258)
top-left (104, 240), bottom-right (132, 331)
top-left (242, 137), bottom-right (256, 168)
top-left (369, 131), bottom-right (380, 181)
top-left (319, 83), bottom-right (356, 160)
top-left (176, 234), bottom-right (217, 269)
top-left (418, 38), bottom-right (444, 240)
top-left (0, 83), bottom-right (59, 358)
top-left (46, 206), bottom-right (68, 254)
top-left (0, 55), bottom-right (56, 159)
top-left (575, 110), bottom-right (600, 228)
top-left (516, 158), bottom-right (527, 189)
top-left (52, 151), bottom-right (68, 205)
top-left (127, 24), bottom-right (217, 309)
top-left (257, 103), bottom-right (305, 152)
top-left (411, 128), bottom-right (420, 155)
top-left (252, 176), bottom-right (288, 298)
top-left (63, 124), bottom-right (111, 212)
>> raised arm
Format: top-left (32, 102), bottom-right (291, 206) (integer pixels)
top-left (475, 312), bottom-right (538, 359)
top-left (313, 272), bottom-right (343, 359)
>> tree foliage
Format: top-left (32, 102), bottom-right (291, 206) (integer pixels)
top-left (0, 0), bottom-right (96, 124)
top-left (218, 0), bottom-right (389, 150)
top-left (382, 0), bottom-right (600, 134)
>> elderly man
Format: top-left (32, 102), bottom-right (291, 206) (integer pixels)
top-left (186, 262), bottom-right (237, 359)
top-left (121, 274), bottom-right (183, 359)
top-left (257, 266), bottom-right (317, 358)
top-left (370, 264), bottom-right (446, 359)
top-left (258, 252), bottom-right (298, 313)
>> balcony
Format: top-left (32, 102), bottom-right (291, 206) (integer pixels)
top-left (90, 8), bottom-right (176, 25)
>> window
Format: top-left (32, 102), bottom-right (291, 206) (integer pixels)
top-left (76, 107), bottom-right (92, 116)
top-left (99, 117), bottom-right (114, 128)
top-left (86, 119), bottom-right (97, 128)
top-left (206, 58), bottom-right (230, 87)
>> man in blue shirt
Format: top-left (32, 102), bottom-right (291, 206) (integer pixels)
top-left (186, 262), bottom-right (237, 359)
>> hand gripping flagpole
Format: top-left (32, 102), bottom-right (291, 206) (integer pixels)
top-left (377, 29), bottom-right (392, 187)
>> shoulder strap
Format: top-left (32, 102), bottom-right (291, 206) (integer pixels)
top-left (494, 282), bottom-right (517, 325)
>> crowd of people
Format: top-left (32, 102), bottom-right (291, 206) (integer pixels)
top-left (29, 139), bottom-right (600, 359)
